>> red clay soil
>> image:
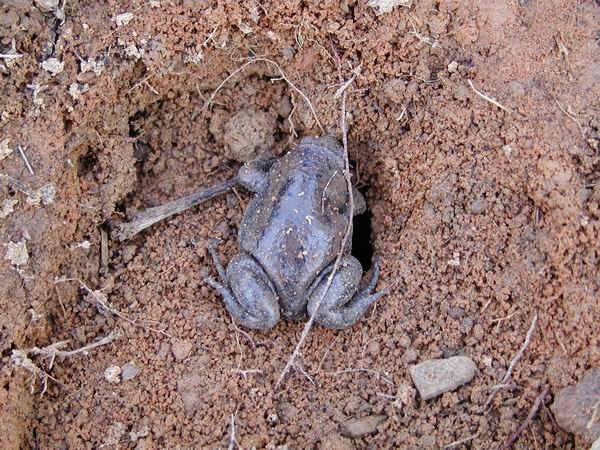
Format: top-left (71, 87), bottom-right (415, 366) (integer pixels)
top-left (1, 0), bottom-right (598, 448)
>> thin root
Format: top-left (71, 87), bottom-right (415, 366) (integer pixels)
top-left (468, 79), bottom-right (523, 118)
top-left (499, 385), bottom-right (550, 450)
top-left (202, 57), bottom-right (324, 133)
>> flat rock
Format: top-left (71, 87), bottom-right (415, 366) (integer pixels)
top-left (409, 356), bottom-right (476, 400)
top-left (340, 415), bottom-right (386, 438)
top-left (551, 368), bottom-right (600, 445)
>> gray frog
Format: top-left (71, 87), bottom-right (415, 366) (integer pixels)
top-left (205, 136), bottom-right (388, 330)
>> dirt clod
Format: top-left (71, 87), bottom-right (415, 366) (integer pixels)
top-left (551, 368), bottom-right (600, 445)
top-left (222, 108), bottom-right (277, 162)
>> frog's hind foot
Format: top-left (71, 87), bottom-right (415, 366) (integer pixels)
top-left (204, 252), bottom-right (281, 330)
top-left (307, 257), bottom-right (388, 329)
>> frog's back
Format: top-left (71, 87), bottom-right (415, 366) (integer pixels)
top-left (239, 139), bottom-right (350, 317)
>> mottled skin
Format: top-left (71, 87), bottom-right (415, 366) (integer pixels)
top-left (205, 136), bottom-right (388, 330)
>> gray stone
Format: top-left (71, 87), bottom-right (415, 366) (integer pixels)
top-left (551, 368), bottom-right (600, 445)
top-left (121, 362), bottom-right (140, 381)
top-left (340, 415), bottom-right (386, 438)
top-left (409, 356), bottom-right (477, 400)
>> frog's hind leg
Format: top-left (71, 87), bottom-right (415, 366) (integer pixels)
top-left (307, 257), bottom-right (388, 329)
top-left (205, 252), bottom-right (280, 330)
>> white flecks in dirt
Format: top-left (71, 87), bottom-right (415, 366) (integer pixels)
top-left (4, 238), bottom-right (29, 267)
top-left (27, 83), bottom-right (48, 108)
top-left (551, 368), bottom-right (600, 445)
top-left (409, 356), bottom-right (477, 400)
top-left (80, 58), bottom-right (105, 76)
top-left (0, 138), bottom-right (13, 160)
top-left (340, 415), bottom-right (387, 438)
top-left (104, 365), bottom-right (122, 384)
top-left (26, 184), bottom-right (56, 205)
top-left (0, 199), bottom-right (18, 219)
top-left (368, 0), bottom-right (412, 14)
top-left (41, 58), bottom-right (64, 76)
top-left (68, 83), bottom-right (89, 100)
top-left (114, 12), bottom-right (134, 27)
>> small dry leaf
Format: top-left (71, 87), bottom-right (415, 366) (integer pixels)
top-left (104, 365), bottom-right (121, 383)
top-left (368, 0), bottom-right (412, 14)
top-left (4, 239), bottom-right (29, 266)
top-left (114, 12), bottom-right (134, 27)
top-left (0, 199), bottom-right (18, 219)
top-left (0, 138), bottom-right (13, 160)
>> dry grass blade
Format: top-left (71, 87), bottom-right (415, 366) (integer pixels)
top-left (468, 79), bottom-right (523, 118)
top-left (11, 331), bottom-right (120, 395)
top-left (202, 57), bottom-right (324, 134)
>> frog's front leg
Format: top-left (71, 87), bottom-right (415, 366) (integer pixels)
top-left (307, 257), bottom-right (388, 329)
top-left (237, 158), bottom-right (275, 192)
top-left (205, 249), bottom-right (280, 330)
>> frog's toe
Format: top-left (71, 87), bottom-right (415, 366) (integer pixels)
top-left (307, 256), bottom-right (387, 329)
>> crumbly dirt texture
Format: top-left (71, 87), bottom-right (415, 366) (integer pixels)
top-left (1, 0), bottom-right (599, 449)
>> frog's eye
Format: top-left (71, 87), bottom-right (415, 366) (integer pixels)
top-left (322, 171), bottom-right (349, 214)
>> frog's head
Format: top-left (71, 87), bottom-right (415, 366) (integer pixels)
top-left (297, 135), bottom-right (345, 165)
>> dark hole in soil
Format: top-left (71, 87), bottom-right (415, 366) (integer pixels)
top-left (77, 150), bottom-right (98, 176)
top-left (352, 206), bottom-right (374, 272)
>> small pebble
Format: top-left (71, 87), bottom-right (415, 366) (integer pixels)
top-left (104, 365), bottom-right (121, 384)
top-left (172, 340), bottom-right (193, 361)
top-left (447, 60), bottom-right (459, 73)
top-left (122, 245), bottom-right (137, 263)
top-left (121, 362), bottom-right (140, 381)
top-left (403, 348), bottom-right (418, 364)
top-left (448, 307), bottom-right (465, 319)
top-left (409, 356), bottom-right (477, 400)
top-left (340, 415), bottom-right (387, 438)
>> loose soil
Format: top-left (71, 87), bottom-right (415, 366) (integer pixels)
top-left (1, 0), bottom-right (599, 449)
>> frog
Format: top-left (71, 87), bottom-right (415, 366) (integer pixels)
top-left (204, 135), bottom-right (388, 330)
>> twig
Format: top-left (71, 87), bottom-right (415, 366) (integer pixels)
top-left (467, 79), bottom-right (523, 118)
top-left (25, 330), bottom-right (120, 364)
top-left (499, 385), bottom-right (550, 450)
top-left (274, 46), bottom-right (354, 389)
top-left (0, 53), bottom-right (22, 59)
top-left (554, 97), bottom-right (585, 138)
top-left (485, 314), bottom-right (538, 409)
top-left (227, 407), bottom-right (240, 450)
top-left (202, 57), bottom-right (324, 133)
top-left (114, 176), bottom-right (238, 241)
top-left (11, 331), bottom-right (119, 395)
top-left (17, 145), bottom-right (34, 175)
top-left (55, 277), bottom-right (172, 337)
top-left (443, 433), bottom-right (480, 449)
